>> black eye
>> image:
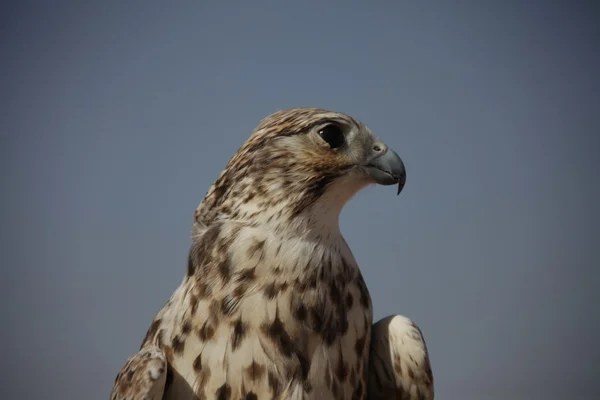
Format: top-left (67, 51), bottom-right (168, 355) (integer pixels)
top-left (318, 124), bottom-right (345, 149)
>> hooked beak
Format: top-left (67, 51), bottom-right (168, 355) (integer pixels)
top-left (364, 142), bottom-right (406, 195)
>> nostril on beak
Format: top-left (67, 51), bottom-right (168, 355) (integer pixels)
top-left (373, 144), bottom-right (383, 152)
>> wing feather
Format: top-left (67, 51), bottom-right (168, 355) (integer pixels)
top-left (368, 315), bottom-right (434, 400)
top-left (110, 346), bottom-right (167, 400)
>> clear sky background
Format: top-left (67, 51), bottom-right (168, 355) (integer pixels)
top-left (2, 2), bottom-right (599, 399)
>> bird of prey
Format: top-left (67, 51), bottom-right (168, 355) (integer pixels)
top-left (110, 108), bottom-right (433, 400)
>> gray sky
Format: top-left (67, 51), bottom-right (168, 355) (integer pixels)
top-left (2, 2), bottom-right (599, 399)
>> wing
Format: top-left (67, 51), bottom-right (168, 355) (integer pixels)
top-left (110, 346), bottom-right (168, 400)
top-left (367, 315), bottom-right (434, 400)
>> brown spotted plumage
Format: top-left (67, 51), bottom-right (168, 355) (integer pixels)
top-left (110, 108), bottom-right (433, 400)
top-left (368, 315), bottom-right (434, 400)
top-left (110, 347), bottom-right (167, 400)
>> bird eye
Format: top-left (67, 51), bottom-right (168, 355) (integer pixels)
top-left (318, 124), bottom-right (345, 149)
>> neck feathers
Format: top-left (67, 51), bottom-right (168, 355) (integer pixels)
top-left (194, 172), bottom-right (365, 243)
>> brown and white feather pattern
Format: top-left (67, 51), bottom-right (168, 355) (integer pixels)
top-left (368, 315), bottom-right (434, 400)
top-left (110, 108), bottom-right (433, 400)
top-left (110, 347), bottom-right (167, 400)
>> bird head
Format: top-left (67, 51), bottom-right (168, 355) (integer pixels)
top-left (194, 108), bottom-right (405, 235)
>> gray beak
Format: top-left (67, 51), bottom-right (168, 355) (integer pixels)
top-left (365, 142), bottom-right (406, 195)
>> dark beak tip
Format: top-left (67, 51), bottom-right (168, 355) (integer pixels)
top-left (396, 175), bottom-right (406, 195)
top-left (396, 178), bottom-right (406, 196)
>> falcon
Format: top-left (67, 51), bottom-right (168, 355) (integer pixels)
top-left (110, 108), bottom-right (434, 400)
